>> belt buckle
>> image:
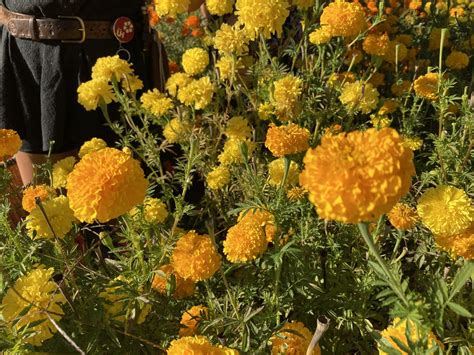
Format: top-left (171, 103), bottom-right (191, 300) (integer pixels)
top-left (58, 15), bottom-right (86, 43)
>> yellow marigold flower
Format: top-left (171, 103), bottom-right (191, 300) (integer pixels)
top-left (378, 99), bottom-right (399, 115)
top-left (182, 48), bottom-right (209, 76)
top-left (291, 0), bottom-right (315, 9)
top-left (99, 276), bottom-right (151, 325)
top-left (224, 218), bottom-right (269, 263)
top-left (168, 336), bottom-right (239, 355)
top-left (130, 197), bottom-right (168, 224)
top-left (177, 76), bottom-right (215, 110)
top-left (309, 26), bottom-right (333, 45)
top-left (52, 156), bottom-right (76, 189)
top-left (417, 185), bottom-right (473, 236)
top-left (445, 50), bottom-right (469, 70)
top-left (300, 128), bottom-right (415, 223)
top-left (379, 318), bottom-right (443, 354)
top-left (370, 115), bottom-right (391, 129)
top-left (0, 129), bottom-right (21, 159)
top-left (166, 72), bottom-right (193, 97)
top-left (327, 72), bottom-right (356, 88)
top-left (387, 203), bottom-right (418, 230)
top-left (363, 32), bottom-right (390, 56)
top-left (77, 79), bottom-right (116, 111)
top-left (339, 81), bottom-right (379, 114)
top-left (320, 0), bottom-right (367, 37)
top-left (78, 137), bottom-right (107, 158)
top-left (225, 116), bottom-right (252, 140)
top-left (435, 223), bottom-right (474, 260)
top-left (171, 231), bottom-right (222, 282)
top-left (216, 56), bottom-right (244, 81)
top-left (140, 89), bottom-right (174, 117)
top-left (287, 186), bottom-right (307, 201)
top-left (428, 28), bottom-right (450, 51)
top-left (273, 75), bottom-right (303, 121)
top-left (121, 74), bottom-right (143, 93)
top-left (265, 123), bottom-right (310, 157)
top-left (214, 23), bottom-right (250, 56)
top-left (22, 184), bottom-right (56, 213)
top-left (91, 55), bottom-right (133, 82)
top-left (238, 209), bottom-right (275, 242)
top-left (67, 148), bottom-right (148, 223)
top-left (207, 0), bottom-right (234, 15)
top-left (268, 158), bottom-right (300, 187)
top-left (207, 166), bottom-right (231, 190)
top-left (218, 139), bottom-right (256, 165)
top-left (258, 102), bottom-right (274, 120)
top-left (26, 196), bottom-right (76, 239)
top-left (1, 267), bottom-right (66, 346)
top-left (235, 0), bottom-right (290, 39)
top-left (179, 305), bottom-right (208, 337)
top-left (152, 264), bottom-right (196, 299)
top-left (155, 0), bottom-right (190, 17)
top-left (270, 321), bottom-right (321, 355)
top-left (163, 118), bottom-right (193, 144)
top-left (414, 73), bottom-right (439, 101)
top-left (401, 136), bottom-right (423, 151)
top-left (391, 80), bottom-right (411, 97)
top-left (383, 41), bottom-right (408, 64)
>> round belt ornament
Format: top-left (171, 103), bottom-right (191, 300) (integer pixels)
top-left (113, 17), bottom-right (135, 43)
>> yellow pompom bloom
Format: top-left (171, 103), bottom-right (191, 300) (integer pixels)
top-left (163, 118), bottom-right (193, 144)
top-left (207, 166), bottom-right (231, 190)
top-left (387, 203), bottom-right (418, 230)
top-left (0, 129), bottom-right (21, 159)
top-left (1, 267), bottom-right (66, 346)
top-left (26, 196), bottom-right (76, 239)
top-left (91, 55), bottom-right (133, 82)
top-left (235, 0), bottom-right (290, 39)
top-left (291, 0), bottom-right (315, 9)
top-left (265, 123), bottom-right (310, 157)
top-left (130, 197), bottom-right (168, 224)
top-left (179, 305), bottom-right (208, 337)
top-left (218, 139), bottom-right (256, 165)
top-left (224, 218), bottom-right (269, 263)
top-left (268, 158), bottom-right (300, 187)
top-left (309, 26), bottom-right (333, 45)
top-left (287, 186), bottom-right (307, 201)
top-left (258, 102), bottom-right (275, 120)
top-left (327, 72), bottom-right (356, 88)
top-left (300, 128), bottom-right (415, 224)
top-left (155, 0), bottom-right (190, 17)
top-left (216, 56), bottom-right (244, 80)
top-left (152, 264), bottom-right (196, 299)
top-left (383, 41), bottom-right (408, 64)
top-left (77, 79), bottom-right (116, 111)
top-left (52, 156), bottom-right (76, 189)
top-left (378, 99), bottom-right (399, 116)
top-left (177, 76), bottom-right (215, 109)
top-left (225, 116), bottom-right (252, 140)
top-left (140, 89), bottom-right (174, 117)
top-left (171, 231), bottom-right (222, 282)
top-left (67, 148), bottom-right (148, 223)
top-left (391, 80), bottom-right (411, 97)
top-left (401, 136), bottom-right (423, 151)
top-left (339, 81), bottom-right (379, 114)
top-left (320, 0), bottom-right (367, 37)
top-left (270, 321), bottom-right (321, 355)
top-left (99, 276), bottom-right (151, 325)
top-left (363, 32), bottom-right (390, 56)
top-left (379, 318), bottom-right (443, 354)
top-left (273, 75), bottom-right (303, 121)
top-left (214, 23), bottom-right (250, 55)
top-left (22, 184), bottom-right (56, 213)
top-left (445, 50), bottom-right (469, 70)
top-left (207, 0), bottom-right (234, 15)
top-left (435, 223), bottom-right (474, 260)
top-left (238, 209), bottom-right (275, 242)
top-left (78, 137), bottom-right (107, 158)
top-left (370, 115), bottom-right (391, 129)
top-left (168, 336), bottom-right (239, 355)
top-left (417, 185), bottom-right (473, 236)
top-left (182, 48), bottom-right (209, 75)
top-left (166, 72), bottom-right (193, 97)
top-left (121, 74), bottom-right (144, 93)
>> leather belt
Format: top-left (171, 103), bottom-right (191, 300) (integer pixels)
top-left (0, 5), bottom-right (115, 43)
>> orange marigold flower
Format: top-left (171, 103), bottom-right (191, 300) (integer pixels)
top-left (445, 51), bottom-right (469, 70)
top-left (179, 305), bottom-right (208, 337)
top-left (270, 321), bottom-right (321, 355)
top-left (22, 184), bottom-right (56, 213)
top-left (171, 231), bottom-right (222, 282)
top-left (435, 222), bottom-right (474, 260)
top-left (414, 73), bottom-right (439, 101)
top-left (265, 123), bottom-right (310, 157)
top-left (0, 129), bottom-right (21, 160)
top-left (320, 0), bottom-right (367, 38)
top-left (67, 148), bottom-right (148, 223)
top-left (152, 264), bottom-right (195, 299)
top-left (383, 41), bottom-right (408, 64)
top-left (184, 15), bottom-right (201, 28)
top-left (168, 336), bottom-right (239, 354)
top-left (363, 32), bottom-right (390, 56)
top-left (391, 80), bottom-right (411, 96)
top-left (300, 128), bottom-right (415, 223)
top-left (224, 218), bottom-right (269, 263)
top-left (238, 209), bottom-right (275, 242)
top-left (387, 203), bottom-right (418, 230)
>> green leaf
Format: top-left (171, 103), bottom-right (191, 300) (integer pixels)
top-left (447, 302), bottom-right (473, 318)
top-left (448, 261), bottom-right (474, 302)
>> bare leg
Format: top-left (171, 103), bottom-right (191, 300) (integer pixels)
top-left (15, 150), bottom-right (77, 186)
